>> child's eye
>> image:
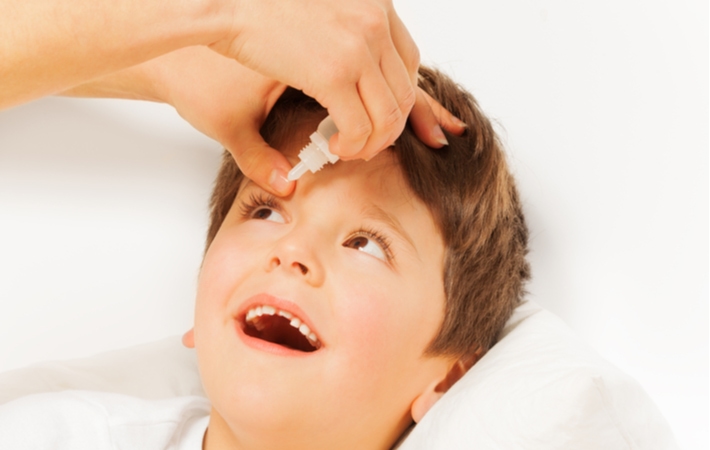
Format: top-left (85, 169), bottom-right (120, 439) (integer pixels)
top-left (251, 207), bottom-right (285, 223)
top-left (238, 193), bottom-right (285, 223)
top-left (343, 231), bottom-right (391, 262)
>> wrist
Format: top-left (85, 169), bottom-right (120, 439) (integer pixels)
top-left (192, 0), bottom-right (240, 47)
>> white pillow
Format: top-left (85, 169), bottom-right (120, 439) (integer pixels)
top-left (0, 336), bottom-right (204, 405)
top-left (398, 301), bottom-right (679, 449)
top-left (0, 302), bottom-right (678, 449)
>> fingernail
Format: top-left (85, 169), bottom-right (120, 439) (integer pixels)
top-left (453, 117), bottom-right (468, 128)
top-left (433, 125), bottom-right (449, 146)
top-left (269, 169), bottom-right (291, 195)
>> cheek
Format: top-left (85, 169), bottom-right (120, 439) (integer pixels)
top-left (334, 275), bottom-right (434, 371)
top-left (196, 225), bottom-right (264, 313)
top-left (329, 273), bottom-right (446, 417)
top-left (337, 286), bottom-right (392, 356)
top-left (330, 281), bottom-right (403, 405)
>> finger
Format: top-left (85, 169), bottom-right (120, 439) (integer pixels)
top-left (325, 82), bottom-right (374, 160)
top-left (339, 8), bottom-right (422, 160)
top-left (362, 41), bottom-right (416, 155)
top-left (225, 127), bottom-right (295, 197)
top-left (348, 11), bottom-right (420, 162)
top-left (347, 61), bottom-right (407, 160)
top-left (388, 11), bottom-right (421, 85)
top-left (419, 88), bottom-right (467, 136)
top-left (409, 87), bottom-right (449, 148)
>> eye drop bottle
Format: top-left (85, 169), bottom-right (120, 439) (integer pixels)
top-left (287, 116), bottom-right (339, 181)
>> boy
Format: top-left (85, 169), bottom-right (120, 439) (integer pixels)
top-left (0, 67), bottom-right (529, 449)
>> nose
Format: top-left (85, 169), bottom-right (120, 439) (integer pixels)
top-left (265, 230), bottom-right (325, 286)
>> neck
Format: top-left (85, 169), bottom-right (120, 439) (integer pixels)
top-left (203, 408), bottom-right (409, 450)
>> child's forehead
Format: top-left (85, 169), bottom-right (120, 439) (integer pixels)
top-left (234, 146), bottom-right (438, 240)
top-left (239, 148), bottom-right (408, 203)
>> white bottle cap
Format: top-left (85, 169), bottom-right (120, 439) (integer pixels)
top-left (287, 116), bottom-right (339, 181)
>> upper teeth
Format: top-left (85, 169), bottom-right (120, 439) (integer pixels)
top-left (245, 305), bottom-right (321, 349)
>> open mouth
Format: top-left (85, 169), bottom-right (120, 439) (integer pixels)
top-left (241, 305), bottom-right (322, 353)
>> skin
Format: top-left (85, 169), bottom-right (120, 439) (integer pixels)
top-left (183, 124), bottom-right (466, 449)
top-left (59, 46), bottom-right (466, 197)
top-left (0, 0), bottom-right (467, 196)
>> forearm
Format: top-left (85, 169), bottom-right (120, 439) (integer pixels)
top-left (0, 0), bottom-right (227, 109)
top-left (60, 58), bottom-right (165, 102)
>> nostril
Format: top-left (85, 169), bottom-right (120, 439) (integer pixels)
top-left (296, 263), bottom-right (308, 275)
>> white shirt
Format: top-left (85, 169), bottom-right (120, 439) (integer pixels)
top-left (0, 390), bottom-right (210, 449)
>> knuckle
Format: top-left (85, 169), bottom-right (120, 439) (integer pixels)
top-left (399, 86), bottom-right (416, 112)
top-left (359, 8), bottom-right (389, 37)
top-left (234, 145), bottom-right (263, 178)
top-left (382, 105), bottom-right (403, 130)
top-left (332, 64), bottom-right (353, 87)
top-left (350, 119), bottom-right (374, 141)
top-left (322, 56), bottom-right (357, 88)
top-left (339, 121), bottom-right (373, 156)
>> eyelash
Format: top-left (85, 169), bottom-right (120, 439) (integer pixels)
top-left (237, 192), bottom-right (395, 263)
top-left (346, 227), bottom-right (394, 262)
top-left (238, 192), bottom-right (280, 219)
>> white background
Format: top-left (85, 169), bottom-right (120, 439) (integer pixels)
top-left (0, 0), bottom-right (706, 448)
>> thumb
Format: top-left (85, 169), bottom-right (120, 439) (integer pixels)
top-left (225, 127), bottom-right (295, 197)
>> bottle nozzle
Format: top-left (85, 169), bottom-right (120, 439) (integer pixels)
top-left (287, 116), bottom-right (339, 182)
top-left (287, 161), bottom-right (309, 181)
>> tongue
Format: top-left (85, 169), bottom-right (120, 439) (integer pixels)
top-left (245, 315), bottom-right (316, 352)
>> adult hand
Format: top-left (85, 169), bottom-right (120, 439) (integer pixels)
top-left (2, 0), bottom-right (416, 135)
top-left (209, 0), bottom-right (421, 161)
top-left (64, 45), bottom-right (466, 197)
top-left (4, 0), bottom-right (465, 180)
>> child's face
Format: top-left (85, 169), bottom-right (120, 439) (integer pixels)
top-left (191, 125), bottom-right (455, 449)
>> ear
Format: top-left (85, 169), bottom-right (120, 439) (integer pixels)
top-left (410, 350), bottom-right (482, 423)
top-left (182, 329), bottom-right (195, 349)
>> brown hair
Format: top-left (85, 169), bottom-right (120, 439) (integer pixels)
top-left (206, 66), bottom-right (530, 359)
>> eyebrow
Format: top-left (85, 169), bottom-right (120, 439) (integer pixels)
top-left (360, 204), bottom-right (419, 258)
